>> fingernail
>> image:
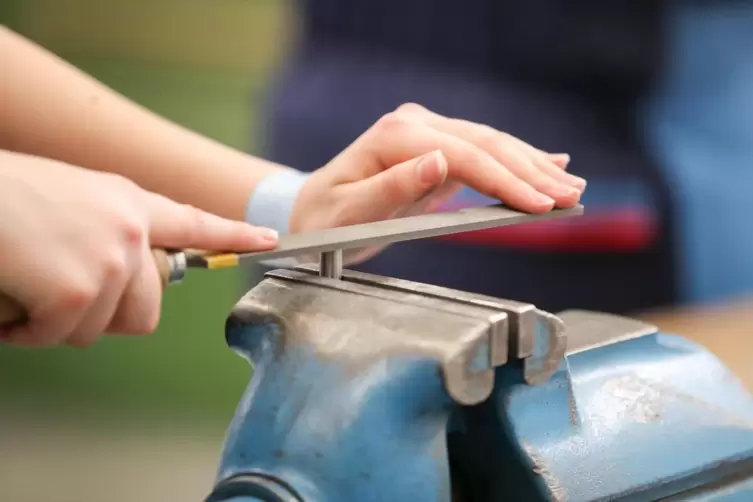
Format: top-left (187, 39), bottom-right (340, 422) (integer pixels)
top-left (553, 153), bottom-right (571, 165)
top-left (534, 193), bottom-right (556, 209)
top-left (259, 228), bottom-right (279, 243)
top-left (552, 185), bottom-right (581, 199)
top-left (571, 176), bottom-right (587, 190)
top-left (416, 150), bottom-right (446, 185)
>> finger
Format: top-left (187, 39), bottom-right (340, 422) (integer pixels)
top-left (67, 249), bottom-right (134, 348)
top-left (548, 153), bottom-right (571, 169)
top-left (481, 134), bottom-right (583, 189)
top-left (367, 118), bottom-right (555, 213)
top-left (409, 182), bottom-right (462, 216)
top-left (144, 193), bottom-right (279, 251)
top-left (348, 150), bottom-right (449, 215)
top-left (439, 120), bottom-right (585, 201)
top-left (107, 244), bottom-right (163, 335)
top-left (532, 151), bottom-right (586, 191)
top-left (464, 133), bottom-right (581, 208)
top-left (396, 104), bottom-right (585, 190)
top-left (1, 271), bottom-right (96, 347)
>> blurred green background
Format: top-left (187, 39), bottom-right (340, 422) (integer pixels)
top-left (0, 0), bottom-right (290, 426)
top-left (0, 2), bottom-right (297, 499)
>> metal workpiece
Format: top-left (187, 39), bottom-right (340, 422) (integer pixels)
top-left (318, 250), bottom-right (343, 279)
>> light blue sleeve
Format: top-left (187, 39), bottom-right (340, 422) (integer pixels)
top-left (245, 169), bottom-right (311, 234)
top-left (245, 169), bottom-right (311, 268)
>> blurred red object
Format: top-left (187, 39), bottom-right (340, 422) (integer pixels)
top-left (434, 207), bottom-right (657, 253)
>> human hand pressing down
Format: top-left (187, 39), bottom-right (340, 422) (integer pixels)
top-left (290, 103), bottom-right (585, 262)
top-left (0, 104), bottom-right (585, 349)
top-left (0, 151), bottom-right (279, 348)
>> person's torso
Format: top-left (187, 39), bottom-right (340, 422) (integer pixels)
top-left (298, 0), bottom-right (666, 102)
top-left (260, 0), bottom-right (753, 306)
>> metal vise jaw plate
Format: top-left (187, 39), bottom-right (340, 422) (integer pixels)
top-left (235, 266), bottom-right (566, 406)
top-left (293, 265), bottom-right (566, 386)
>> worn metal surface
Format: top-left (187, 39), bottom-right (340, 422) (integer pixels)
top-left (292, 264), bottom-right (565, 385)
top-left (290, 264), bottom-right (512, 376)
top-left (454, 311), bottom-right (753, 501)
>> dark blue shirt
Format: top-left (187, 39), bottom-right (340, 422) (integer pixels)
top-left (259, 0), bottom-right (753, 310)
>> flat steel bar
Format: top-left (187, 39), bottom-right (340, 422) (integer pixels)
top-left (231, 204), bottom-right (583, 264)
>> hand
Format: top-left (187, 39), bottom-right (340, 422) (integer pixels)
top-left (290, 103), bottom-right (586, 262)
top-left (0, 151), bottom-right (278, 348)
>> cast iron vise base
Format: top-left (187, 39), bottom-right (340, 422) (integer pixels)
top-left (205, 266), bottom-right (753, 502)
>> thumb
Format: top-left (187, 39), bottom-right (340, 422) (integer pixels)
top-left (145, 193), bottom-right (279, 251)
top-left (352, 150), bottom-right (448, 211)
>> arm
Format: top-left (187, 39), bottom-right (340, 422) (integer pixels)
top-left (0, 150), bottom-right (277, 348)
top-left (0, 26), bottom-right (284, 222)
top-left (0, 26), bottom-right (585, 230)
top-left (0, 26), bottom-right (588, 349)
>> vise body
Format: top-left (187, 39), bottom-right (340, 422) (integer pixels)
top-left (205, 266), bottom-right (753, 502)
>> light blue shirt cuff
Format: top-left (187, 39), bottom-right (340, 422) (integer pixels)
top-left (245, 169), bottom-right (311, 268)
top-left (245, 169), bottom-right (310, 234)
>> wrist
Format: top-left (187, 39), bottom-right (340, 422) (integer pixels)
top-left (245, 169), bottom-right (311, 268)
top-left (245, 169), bottom-right (311, 235)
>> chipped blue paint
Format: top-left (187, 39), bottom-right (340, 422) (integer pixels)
top-left (454, 334), bottom-right (753, 501)
top-left (206, 317), bottom-right (455, 502)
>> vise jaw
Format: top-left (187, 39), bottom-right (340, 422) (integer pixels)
top-left (207, 265), bottom-right (563, 502)
top-left (206, 267), bottom-right (753, 502)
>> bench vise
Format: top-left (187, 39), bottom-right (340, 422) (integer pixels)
top-left (196, 206), bottom-right (753, 501)
top-left (203, 265), bottom-right (753, 501)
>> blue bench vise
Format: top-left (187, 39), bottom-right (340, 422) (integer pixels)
top-left (203, 263), bottom-right (753, 502)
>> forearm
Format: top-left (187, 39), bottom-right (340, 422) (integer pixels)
top-left (0, 26), bottom-right (289, 221)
